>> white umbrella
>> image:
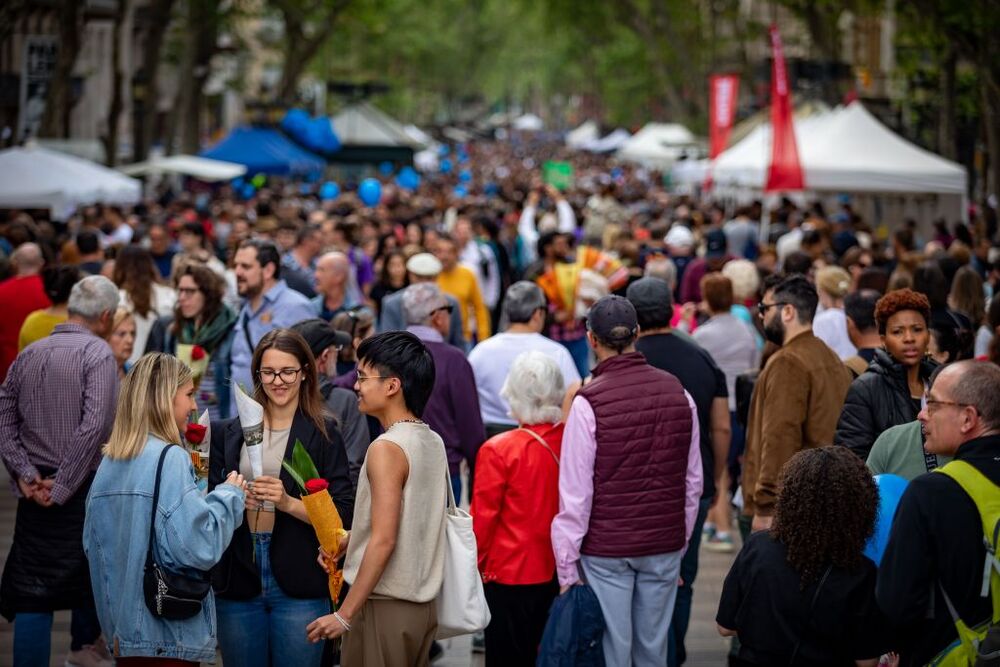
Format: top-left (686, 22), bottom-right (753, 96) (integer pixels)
top-left (513, 114), bottom-right (544, 131)
top-left (0, 144), bottom-right (141, 218)
top-left (118, 154), bottom-right (247, 181)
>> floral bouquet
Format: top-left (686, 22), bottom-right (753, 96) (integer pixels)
top-left (184, 409), bottom-right (211, 482)
top-left (177, 343), bottom-right (209, 389)
top-left (282, 440), bottom-right (347, 604)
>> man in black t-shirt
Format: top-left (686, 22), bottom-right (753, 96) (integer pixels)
top-left (627, 277), bottom-right (730, 666)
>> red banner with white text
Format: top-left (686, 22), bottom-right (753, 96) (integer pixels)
top-left (764, 25), bottom-right (804, 191)
top-left (709, 74), bottom-right (739, 159)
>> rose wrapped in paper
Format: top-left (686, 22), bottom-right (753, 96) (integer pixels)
top-left (184, 423), bottom-right (207, 446)
top-left (282, 441), bottom-right (346, 603)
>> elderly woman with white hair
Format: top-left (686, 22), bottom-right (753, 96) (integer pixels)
top-left (471, 350), bottom-right (565, 666)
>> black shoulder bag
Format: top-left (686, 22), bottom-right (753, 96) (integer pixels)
top-left (143, 444), bottom-right (212, 620)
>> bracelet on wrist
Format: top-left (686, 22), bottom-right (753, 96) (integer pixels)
top-left (333, 611), bottom-right (351, 632)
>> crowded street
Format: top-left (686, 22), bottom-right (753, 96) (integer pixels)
top-left (2, 2), bottom-right (1000, 667)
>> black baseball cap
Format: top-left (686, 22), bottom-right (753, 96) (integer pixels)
top-left (291, 319), bottom-right (352, 357)
top-left (586, 295), bottom-right (638, 341)
top-left (626, 277), bottom-right (673, 322)
top-left (705, 229), bottom-right (728, 258)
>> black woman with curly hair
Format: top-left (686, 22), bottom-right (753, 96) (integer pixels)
top-left (716, 447), bottom-right (889, 666)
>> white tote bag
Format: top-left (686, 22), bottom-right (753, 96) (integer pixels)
top-left (435, 470), bottom-right (491, 639)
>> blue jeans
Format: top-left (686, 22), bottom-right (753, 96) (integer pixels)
top-left (450, 472), bottom-right (462, 505)
top-left (668, 496), bottom-right (712, 666)
top-left (581, 551), bottom-right (683, 667)
top-left (13, 608), bottom-right (101, 667)
top-left (216, 533), bottom-right (330, 667)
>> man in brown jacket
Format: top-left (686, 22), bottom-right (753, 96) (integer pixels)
top-left (742, 274), bottom-right (853, 535)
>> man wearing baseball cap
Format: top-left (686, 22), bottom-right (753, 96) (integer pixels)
top-left (551, 295), bottom-right (703, 666)
top-left (290, 319), bottom-right (369, 492)
top-left (378, 252), bottom-right (467, 351)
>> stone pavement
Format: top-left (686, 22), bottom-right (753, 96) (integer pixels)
top-left (0, 465), bottom-right (735, 666)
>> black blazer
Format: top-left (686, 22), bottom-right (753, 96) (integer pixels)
top-left (208, 411), bottom-right (354, 600)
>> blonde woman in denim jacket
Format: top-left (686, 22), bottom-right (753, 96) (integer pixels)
top-left (84, 353), bottom-right (247, 666)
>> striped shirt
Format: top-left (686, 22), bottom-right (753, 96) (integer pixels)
top-left (0, 322), bottom-right (118, 505)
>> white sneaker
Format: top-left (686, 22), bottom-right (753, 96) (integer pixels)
top-left (65, 645), bottom-right (113, 667)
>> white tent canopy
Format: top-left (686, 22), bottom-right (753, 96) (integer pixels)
top-left (0, 144), bottom-right (141, 218)
top-left (566, 121), bottom-right (599, 148)
top-left (331, 102), bottom-right (425, 148)
top-left (512, 113), bottom-right (544, 131)
top-left (582, 128), bottom-right (632, 153)
top-left (712, 102), bottom-right (967, 195)
top-left (617, 123), bottom-right (698, 167)
top-left (118, 154), bottom-right (247, 181)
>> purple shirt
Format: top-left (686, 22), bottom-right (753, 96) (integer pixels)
top-left (551, 392), bottom-right (703, 586)
top-left (408, 325), bottom-right (485, 474)
top-left (0, 322), bottom-right (118, 505)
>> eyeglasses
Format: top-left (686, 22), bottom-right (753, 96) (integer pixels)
top-left (356, 374), bottom-right (392, 383)
top-left (925, 398), bottom-right (972, 413)
top-left (257, 367), bottom-right (302, 383)
top-left (177, 287), bottom-right (201, 297)
top-left (757, 301), bottom-right (787, 317)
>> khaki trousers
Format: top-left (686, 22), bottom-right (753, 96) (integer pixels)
top-left (340, 597), bottom-right (437, 667)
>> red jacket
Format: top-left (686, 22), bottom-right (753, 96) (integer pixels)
top-left (0, 274), bottom-right (50, 382)
top-left (471, 422), bottom-right (563, 585)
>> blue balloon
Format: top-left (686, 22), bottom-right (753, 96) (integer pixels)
top-left (484, 182), bottom-right (499, 196)
top-left (459, 169), bottom-right (472, 183)
top-left (319, 181), bottom-right (340, 200)
top-left (863, 474), bottom-right (909, 566)
top-left (378, 161), bottom-right (394, 176)
top-left (438, 144), bottom-right (451, 157)
top-left (439, 159), bottom-right (453, 174)
top-left (395, 166), bottom-right (420, 191)
top-left (240, 183), bottom-right (256, 200)
top-left (453, 185), bottom-right (468, 198)
top-left (231, 177), bottom-right (245, 190)
top-left (358, 178), bottom-right (382, 207)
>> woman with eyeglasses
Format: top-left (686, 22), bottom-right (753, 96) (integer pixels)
top-left (208, 328), bottom-right (354, 667)
top-left (145, 262), bottom-right (237, 419)
top-left (835, 289), bottom-right (938, 462)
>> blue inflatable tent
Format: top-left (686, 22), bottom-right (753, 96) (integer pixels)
top-left (200, 127), bottom-right (325, 176)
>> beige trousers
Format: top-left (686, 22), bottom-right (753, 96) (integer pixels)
top-left (340, 597), bottom-right (437, 667)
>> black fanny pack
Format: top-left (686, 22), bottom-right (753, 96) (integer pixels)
top-left (143, 444), bottom-right (211, 620)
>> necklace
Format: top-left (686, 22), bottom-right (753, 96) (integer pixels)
top-left (385, 417), bottom-right (424, 431)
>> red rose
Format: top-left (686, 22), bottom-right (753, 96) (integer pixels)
top-left (304, 478), bottom-right (329, 494)
top-left (185, 423), bottom-right (207, 445)
top-left (191, 345), bottom-right (206, 361)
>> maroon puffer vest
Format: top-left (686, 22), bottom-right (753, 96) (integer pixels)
top-left (577, 351), bottom-right (692, 558)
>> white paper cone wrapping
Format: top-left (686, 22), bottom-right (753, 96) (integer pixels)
top-left (233, 381), bottom-right (264, 478)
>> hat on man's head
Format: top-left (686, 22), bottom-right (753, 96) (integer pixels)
top-left (626, 277), bottom-right (674, 324)
top-left (290, 319), bottom-right (352, 357)
top-left (406, 252), bottom-right (443, 277)
top-left (586, 294), bottom-right (638, 342)
top-left (402, 283), bottom-right (449, 325)
top-left (705, 229), bottom-right (728, 258)
top-left (665, 224), bottom-right (694, 249)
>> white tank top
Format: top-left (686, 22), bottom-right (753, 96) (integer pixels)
top-left (343, 421), bottom-right (449, 602)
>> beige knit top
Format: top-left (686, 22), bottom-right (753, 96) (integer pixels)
top-left (343, 421), bottom-right (449, 603)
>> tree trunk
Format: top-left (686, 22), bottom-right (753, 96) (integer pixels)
top-left (983, 79), bottom-right (1000, 205)
top-left (275, 1), bottom-right (350, 106)
top-left (132, 0), bottom-right (176, 161)
top-left (937, 45), bottom-right (957, 160)
top-left (165, 0), bottom-right (219, 154)
top-left (39, 0), bottom-right (83, 138)
top-left (102, 0), bottom-right (128, 166)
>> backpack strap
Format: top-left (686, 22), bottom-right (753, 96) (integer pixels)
top-left (935, 460), bottom-right (1000, 623)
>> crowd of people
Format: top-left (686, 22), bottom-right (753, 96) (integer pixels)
top-left (0, 138), bottom-right (999, 667)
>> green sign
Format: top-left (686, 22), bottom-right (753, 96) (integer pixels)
top-left (542, 160), bottom-right (574, 191)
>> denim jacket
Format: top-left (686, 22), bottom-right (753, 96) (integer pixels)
top-left (84, 436), bottom-right (245, 661)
